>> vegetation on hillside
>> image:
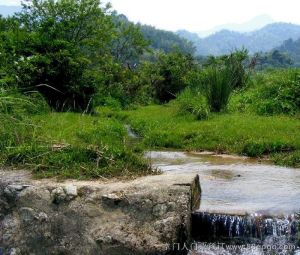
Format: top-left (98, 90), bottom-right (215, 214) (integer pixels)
top-left (276, 38), bottom-right (300, 66)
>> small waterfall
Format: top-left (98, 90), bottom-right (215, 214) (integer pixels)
top-left (192, 212), bottom-right (298, 242)
top-left (190, 212), bottom-right (299, 255)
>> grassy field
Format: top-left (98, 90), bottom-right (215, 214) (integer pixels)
top-left (1, 68), bottom-right (299, 179)
top-left (120, 104), bottom-right (300, 167)
top-left (0, 112), bottom-right (153, 179)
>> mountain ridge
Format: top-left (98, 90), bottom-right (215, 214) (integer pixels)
top-left (177, 22), bottom-right (300, 56)
top-left (196, 14), bottom-right (275, 37)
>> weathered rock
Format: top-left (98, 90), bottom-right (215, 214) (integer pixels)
top-left (19, 207), bottom-right (36, 223)
top-left (0, 169), bottom-right (201, 255)
top-left (51, 186), bottom-right (67, 203)
top-left (153, 203), bottom-right (168, 217)
top-left (63, 184), bottom-right (78, 200)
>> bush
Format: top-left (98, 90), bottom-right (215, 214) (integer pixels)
top-left (201, 50), bottom-right (249, 112)
top-left (228, 70), bottom-right (300, 115)
top-left (140, 51), bottom-right (197, 103)
top-left (175, 88), bottom-right (210, 120)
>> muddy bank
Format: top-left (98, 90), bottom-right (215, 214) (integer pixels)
top-left (0, 170), bottom-right (200, 255)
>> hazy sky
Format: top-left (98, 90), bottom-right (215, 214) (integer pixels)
top-left (2, 0), bottom-right (300, 32)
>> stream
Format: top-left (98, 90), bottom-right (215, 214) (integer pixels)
top-left (145, 151), bottom-right (300, 255)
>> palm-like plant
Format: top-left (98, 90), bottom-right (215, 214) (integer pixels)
top-left (203, 50), bottom-right (249, 112)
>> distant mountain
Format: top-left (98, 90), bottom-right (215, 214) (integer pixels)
top-left (196, 15), bottom-right (275, 37)
top-left (0, 5), bottom-right (21, 17)
top-left (177, 23), bottom-right (300, 56)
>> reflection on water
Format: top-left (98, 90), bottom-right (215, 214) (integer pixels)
top-left (145, 151), bottom-right (300, 215)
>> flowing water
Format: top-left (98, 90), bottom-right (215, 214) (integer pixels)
top-left (145, 151), bottom-right (300, 255)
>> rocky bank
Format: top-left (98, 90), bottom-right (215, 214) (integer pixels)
top-left (0, 170), bottom-right (200, 255)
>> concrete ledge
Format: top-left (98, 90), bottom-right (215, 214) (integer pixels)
top-left (0, 170), bottom-right (200, 255)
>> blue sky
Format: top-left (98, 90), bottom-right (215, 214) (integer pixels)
top-left (1, 0), bottom-right (300, 32)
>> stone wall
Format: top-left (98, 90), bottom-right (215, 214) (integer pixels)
top-left (0, 170), bottom-right (200, 255)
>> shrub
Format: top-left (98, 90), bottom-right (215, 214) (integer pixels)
top-left (141, 51), bottom-right (197, 103)
top-left (175, 88), bottom-right (210, 120)
top-left (228, 70), bottom-right (300, 115)
top-left (202, 50), bottom-right (249, 112)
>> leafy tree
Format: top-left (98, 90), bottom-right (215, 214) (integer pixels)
top-left (255, 50), bottom-right (293, 69)
top-left (111, 13), bottom-right (149, 66)
top-left (142, 51), bottom-right (196, 103)
top-left (0, 15), bottom-right (21, 86)
top-left (1, 0), bottom-right (116, 111)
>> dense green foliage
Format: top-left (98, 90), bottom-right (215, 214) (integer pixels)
top-left (142, 51), bottom-right (196, 103)
top-left (175, 88), bottom-right (210, 120)
top-left (276, 38), bottom-right (300, 66)
top-left (229, 69), bottom-right (300, 115)
top-left (254, 50), bottom-right (293, 69)
top-left (0, 1), bottom-right (198, 111)
top-left (200, 50), bottom-right (249, 112)
top-left (1, 1), bottom-right (117, 111)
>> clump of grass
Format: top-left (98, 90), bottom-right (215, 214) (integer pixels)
top-left (241, 141), bottom-right (295, 157)
top-left (0, 90), bottom-right (153, 179)
top-left (0, 88), bottom-right (50, 116)
top-left (272, 151), bottom-right (300, 168)
top-left (175, 88), bottom-right (210, 120)
top-left (201, 50), bottom-right (249, 112)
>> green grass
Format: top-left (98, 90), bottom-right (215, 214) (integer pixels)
top-left (0, 112), bottom-right (153, 179)
top-left (120, 104), bottom-right (300, 167)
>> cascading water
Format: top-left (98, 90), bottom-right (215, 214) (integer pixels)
top-left (189, 212), bottom-right (300, 255)
top-left (191, 212), bottom-right (298, 242)
top-left (144, 151), bottom-right (300, 255)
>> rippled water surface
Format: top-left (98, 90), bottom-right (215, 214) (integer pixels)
top-left (145, 151), bottom-right (300, 215)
